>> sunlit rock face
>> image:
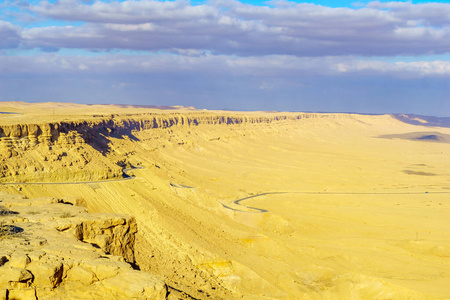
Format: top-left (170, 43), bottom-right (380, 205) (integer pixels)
top-left (0, 109), bottom-right (342, 184)
top-left (1, 102), bottom-right (449, 299)
top-left (0, 192), bottom-right (167, 300)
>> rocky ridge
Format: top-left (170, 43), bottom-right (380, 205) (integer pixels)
top-left (0, 112), bottom-right (342, 145)
top-left (0, 111), bottom-right (381, 183)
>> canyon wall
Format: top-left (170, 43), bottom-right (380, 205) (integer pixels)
top-left (0, 112), bottom-right (342, 146)
top-left (0, 112), bottom-right (354, 183)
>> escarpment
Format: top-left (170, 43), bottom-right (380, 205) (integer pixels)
top-left (0, 111), bottom-right (342, 145)
top-left (0, 111), bottom-right (381, 183)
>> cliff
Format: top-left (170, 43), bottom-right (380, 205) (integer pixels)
top-left (0, 111), bottom-right (344, 143)
top-left (0, 110), bottom-right (379, 183)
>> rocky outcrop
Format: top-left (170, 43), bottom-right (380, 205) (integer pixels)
top-left (0, 192), bottom-right (167, 299)
top-left (0, 128), bottom-right (122, 183)
top-left (58, 215), bottom-right (137, 264)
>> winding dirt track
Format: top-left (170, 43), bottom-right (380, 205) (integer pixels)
top-left (3, 168), bottom-right (448, 214)
top-left (222, 190), bottom-right (450, 213)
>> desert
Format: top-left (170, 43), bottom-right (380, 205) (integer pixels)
top-left (0, 102), bottom-right (449, 299)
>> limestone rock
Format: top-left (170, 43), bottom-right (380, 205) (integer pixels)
top-left (71, 216), bottom-right (137, 263)
top-left (65, 266), bottom-right (97, 285)
top-left (98, 270), bottom-right (167, 300)
top-left (27, 261), bottom-right (63, 288)
top-left (0, 192), bottom-right (168, 299)
top-left (78, 259), bottom-right (122, 281)
top-left (7, 288), bottom-right (36, 300)
top-left (6, 253), bottom-right (30, 269)
top-left (0, 267), bottom-right (33, 289)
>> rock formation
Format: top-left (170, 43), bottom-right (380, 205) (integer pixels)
top-left (0, 192), bottom-right (167, 300)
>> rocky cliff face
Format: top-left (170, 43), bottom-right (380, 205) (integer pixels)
top-left (0, 192), bottom-right (167, 300)
top-left (0, 112), bottom-right (348, 183)
top-left (0, 122), bottom-right (122, 183)
top-left (0, 112), bottom-right (342, 146)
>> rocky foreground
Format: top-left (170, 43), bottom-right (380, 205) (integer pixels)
top-left (0, 191), bottom-right (167, 300)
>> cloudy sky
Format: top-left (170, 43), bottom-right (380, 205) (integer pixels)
top-left (1, 0), bottom-right (450, 115)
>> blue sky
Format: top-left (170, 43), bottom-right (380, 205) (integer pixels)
top-left (1, 0), bottom-right (450, 115)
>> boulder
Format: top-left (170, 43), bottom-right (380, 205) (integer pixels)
top-left (0, 267), bottom-right (33, 289)
top-left (66, 266), bottom-right (97, 285)
top-left (6, 253), bottom-right (30, 269)
top-left (7, 288), bottom-right (37, 300)
top-left (98, 270), bottom-right (167, 300)
top-left (26, 262), bottom-right (63, 288)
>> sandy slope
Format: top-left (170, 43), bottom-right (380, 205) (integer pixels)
top-left (1, 102), bottom-right (449, 299)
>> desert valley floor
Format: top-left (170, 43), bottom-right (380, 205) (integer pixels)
top-left (0, 102), bottom-right (449, 299)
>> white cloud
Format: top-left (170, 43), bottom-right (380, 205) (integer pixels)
top-left (0, 0), bottom-right (444, 56)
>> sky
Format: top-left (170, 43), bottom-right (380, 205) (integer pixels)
top-left (1, 0), bottom-right (450, 115)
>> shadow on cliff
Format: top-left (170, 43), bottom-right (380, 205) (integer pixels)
top-left (45, 122), bottom-right (140, 156)
top-left (83, 128), bottom-right (140, 156)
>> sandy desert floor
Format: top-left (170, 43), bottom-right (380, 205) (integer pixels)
top-left (1, 103), bottom-right (449, 299)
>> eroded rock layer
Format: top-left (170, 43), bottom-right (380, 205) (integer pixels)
top-left (0, 111), bottom-right (344, 183)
